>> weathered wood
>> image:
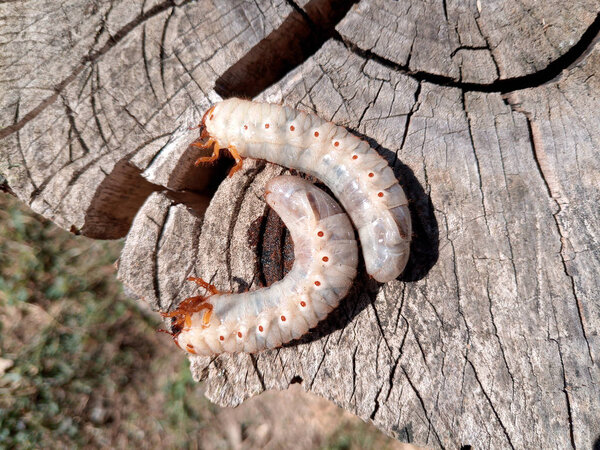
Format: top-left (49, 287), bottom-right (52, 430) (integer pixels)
top-left (0, 0), bottom-right (293, 235)
top-left (337, 0), bottom-right (599, 82)
top-left (1, 0), bottom-right (599, 448)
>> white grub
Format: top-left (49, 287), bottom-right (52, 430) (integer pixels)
top-left (175, 176), bottom-right (358, 355)
top-left (204, 98), bottom-right (411, 282)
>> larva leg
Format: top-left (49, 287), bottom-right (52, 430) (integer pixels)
top-left (226, 145), bottom-right (243, 177)
top-left (191, 137), bottom-right (215, 150)
top-left (193, 139), bottom-right (219, 166)
top-left (172, 176), bottom-right (359, 356)
top-left (187, 276), bottom-right (220, 295)
top-left (201, 307), bottom-right (213, 327)
top-left (202, 99), bottom-right (413, 282)
top-left (192, 141), bottom-right (243, 177)
top-left (184, 302), bottom-right (213, 328)
top-left (161, 295), bottom-right (211, 331)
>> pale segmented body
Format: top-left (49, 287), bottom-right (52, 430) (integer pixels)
top-left (203, 98), bottom-right (411, 282)
top-left (174, 176), bottom-right (358, 356)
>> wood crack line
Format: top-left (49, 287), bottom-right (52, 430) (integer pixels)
top-left (0, 0), bottom-right (194, 140)
top-left (5, 4), bottom-right (597, 143)
top-left (333, 10), bottom-right (600, 94)
top-left (467, 359), bottom-right (515, 449)
top-left (401, 366), bottom-right (446, 449)
top-left (524, 116), bottom-right (594, 364)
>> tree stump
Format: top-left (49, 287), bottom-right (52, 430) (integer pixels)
top-left (1, 1), bottom-right (599, 447)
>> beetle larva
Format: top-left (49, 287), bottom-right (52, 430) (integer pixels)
top-left (163, 176), bottom-right (358, 355)
top-left (195, 98), bottom-right (411, 282)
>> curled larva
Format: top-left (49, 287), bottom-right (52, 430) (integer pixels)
top-left (195, 98), bottom-right (411, 282)
top-left (163, 176), bottom-right (358, 355)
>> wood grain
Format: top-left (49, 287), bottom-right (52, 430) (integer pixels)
top-left (1, 1), bottom-right (599, 447)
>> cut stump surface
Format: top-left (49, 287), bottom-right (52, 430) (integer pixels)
top-left (1, 1), bottom-right (599, 448)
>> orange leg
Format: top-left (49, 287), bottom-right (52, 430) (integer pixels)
top-left (161, 297), bottom-right (213, 333)
top-left (186, 343), bottom-right (198, 355)
top-left (191, 137), bottom-right (215, 150)
top-left (202, 307), bottom-right (213, 327)
top-left (227, 145), bottom-right (243, 177)
top-left (160, 296), bottom-right (206, 319)
top-left (183, 303), bottom-right (213, 329)
top-left (187, 277), bottom-right (220, 295)
top-left (173, 335), bottom-right (182, 349)
top-left (192, 140), bottom-right (243, 176)
top-left (182, 302), bottom-right (213, 329)
top-left (193, 139), bottom-right (219, 166)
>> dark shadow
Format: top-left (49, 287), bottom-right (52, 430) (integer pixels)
top-left (593, 435), bottom-right (600, 450)
top-left (81, 159), bottom-right (163, 239)
top-left (348, 130), bottom-right (440, 283)
top-left (243, 131), bottom-right (438, 345)
top-left (81, 138), bottom-right (235, 239)
top-left (340, 11), bottom-right (600, 93)
top-left (165, 138), bottom-right (237, 218)
top-left (290, 375), bottom-right (303, 384)
top-left (0, 174), bottom-right (14, 195)
top-left (391, 423), bottom-right (414, 444)
top-left (214, 0), bottom-right (358, 99)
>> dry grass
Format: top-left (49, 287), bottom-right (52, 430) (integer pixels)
top-left (0, 190), bottom-right (418, 449)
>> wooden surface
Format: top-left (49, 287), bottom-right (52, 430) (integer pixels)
top-left (1, 1), bottom-right (599, 448)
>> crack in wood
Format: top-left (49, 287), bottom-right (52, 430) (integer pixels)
top-left (159, 6), bottom-right (176, 96)
top-left (335, 10), bottom-right (600, 94)
top-left (461, 92), bottom-right (491, 234)
top-left (214, 0), bottom-right (358, 98)
top-left (225, 163), bottom-right (267, 289)
top-left (401, 365), bottom-right (445, 449)
top-left (521, 114), bottom-right (595, 364)
top-left (466, 359), bottom-right (515, 449)
top-left (550, 337), bottom-right (577, 450)
top-left (0, 0), bottom-right (195, 139)
top-left (153, 204), bottom-right (172, 306)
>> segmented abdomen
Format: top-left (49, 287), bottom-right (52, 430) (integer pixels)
top-left (177, 176), bottom-right (358, 355)
top-left (205, 98), bottom-right (411, 282)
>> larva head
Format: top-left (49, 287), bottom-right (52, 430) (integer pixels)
top-left (199, 105), bottom-right (215, 128)
top-left (198, 105), bottom-right (216, 140)
top-left (160, 295), bottom-right (212, 338)
top-left (201, 99), bottom-right (243, 144)
top-left (265, 176), bottom-right (344, 225)
top-left (264, 176), bottom-right (306, 223)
